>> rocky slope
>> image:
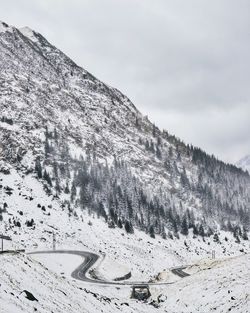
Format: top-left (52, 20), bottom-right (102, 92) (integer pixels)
top-left (0, 20), bottom-right (250, 239)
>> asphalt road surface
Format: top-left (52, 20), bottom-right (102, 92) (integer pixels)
top-left (28, 250), bottom-right (189, 286)
top-left (171, 266), bottom-right (190, 278)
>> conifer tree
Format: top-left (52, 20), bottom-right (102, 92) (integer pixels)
top-left (181, 215), bottom-right (189, 235)
top-left (149, 225), bottom-right (155, 238)
top-left (35, 158), bottom-right (42, 179)
top-left (43, 170), bottom-right (52, 186)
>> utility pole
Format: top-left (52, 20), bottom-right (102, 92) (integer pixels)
top-left (52, 232), bottom-right (56, 251)
top-left (0, 235), bottom-right (12, 253)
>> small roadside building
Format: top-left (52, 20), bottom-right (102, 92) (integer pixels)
top-left (131, 284), bottom-right (151, 300)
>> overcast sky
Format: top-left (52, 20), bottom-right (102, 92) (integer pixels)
top-left (2, 0), bottom-right (250, 163)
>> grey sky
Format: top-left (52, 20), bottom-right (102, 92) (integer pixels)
top-left (2, 0), bottom-right (250, 163)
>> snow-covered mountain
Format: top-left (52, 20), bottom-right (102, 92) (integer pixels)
top-left (0, 20), bottom-right (249, 237)
top-left (1, 20), bottom-right (250, 313)
top-left (237, 155), bottom-right (250, 173)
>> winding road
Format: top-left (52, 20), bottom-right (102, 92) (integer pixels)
top-left (28, 250), bottom-right (189, 286)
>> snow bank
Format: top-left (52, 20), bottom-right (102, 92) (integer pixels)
top-left (31, 253), bottom-right (84, 279)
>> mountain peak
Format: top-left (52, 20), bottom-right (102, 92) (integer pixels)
top-left (18, 26), bottom-right (38, 42)
top-left (0, 21), bottom-right (13, 33)
top-left (0, 22), bottom-right (38, 42)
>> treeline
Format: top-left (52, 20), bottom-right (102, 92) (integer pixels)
top-left (1, 116), bottom-right (14, 125)
top-left (32, 126), bottom-right (250, 240)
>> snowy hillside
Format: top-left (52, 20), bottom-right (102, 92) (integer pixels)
top-left (0, 167), bottom-right (249, 312)
top-left (237, 155), bottom-right (250, 173)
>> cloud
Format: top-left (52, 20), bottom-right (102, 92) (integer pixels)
top-left (1, 0), bottom-right (250, 162)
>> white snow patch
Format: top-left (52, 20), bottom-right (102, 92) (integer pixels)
top-left (94, 255), bottom-right (130, 281)
top-left (19, 27), bottom-right (38, 42)
top-left (31, 253), bottom-right (84, 278)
